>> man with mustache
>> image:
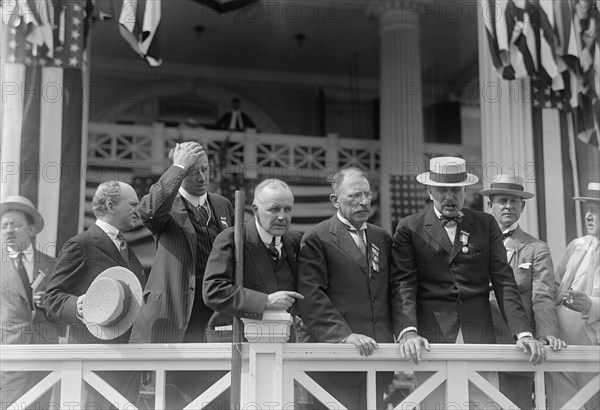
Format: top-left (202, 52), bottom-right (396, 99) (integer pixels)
top-left (1, 196), bottom-right (58, 409)
top-left (481, 175), bottom-right (565, 410)
top-left (44, 181), bottom-right (146, 407)
top-left (391, 157), bottom-right (546, 409)
top-left (203, 178), bottom-right (303, 337)
top-left (130, 141), bottom-right (234, 407)
top-left (298, 167), bottom-right (396, 410)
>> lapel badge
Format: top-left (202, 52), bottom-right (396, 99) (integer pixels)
top-left (371, 244), bottom-right (380, 272)
top-left (220, 216), bottom-right (228, 227)
top-left (460, 230), bottom-right (470, 254)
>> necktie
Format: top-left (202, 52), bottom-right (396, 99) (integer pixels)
top-left (269, 237), bottom-right (280, 266)
top-left (198, 203), bottom-right (210, 221)
top-left (502, 230), bottom-right (515, 240)
top-left (117, 232), bottom-right (129, 264)
top-left (344, 224), bottom-right (367, 258)
top-left (439, 215), bottom-right (462, 227)
top-left (15, 253), bottom-right (33, 309)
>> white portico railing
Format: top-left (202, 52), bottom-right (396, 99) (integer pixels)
top-left (2, 330), bottom-right (599, 410)
top-left (87, 122), bottom-right (479, 178)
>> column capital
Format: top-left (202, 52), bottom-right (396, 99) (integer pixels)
top-left (366, 0), bottom-right (432, 30)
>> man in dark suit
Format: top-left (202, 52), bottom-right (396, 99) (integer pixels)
top-left (1, 196), bottom-right (58, 409)
top-left (215, 97), bottom-right (257, 131)
top-left (391, 157), bottom-right (546, 409)
top-left (482, 174), bottom-right (566, 409)
top-left (203, 178), bottom-right (303, 336)
top-left (44, 181), bottom-right (146, 407)
top-left (130, 141), bottom-right (234, 407)
top-left (298, 167), bottom-right (396, 410)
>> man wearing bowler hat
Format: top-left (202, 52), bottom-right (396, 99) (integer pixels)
top-left (1, 196), bottom-right (58, 409)
top-left (481, 175), bottom-right (566, 410)
top-left (391, 157), bottom-right (546, 409)
top-left (44, 181), bottom-right (146, 407)
top-left (547, 182), bottom-right (600, 409)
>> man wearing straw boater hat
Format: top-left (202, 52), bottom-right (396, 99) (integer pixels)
top-left (481, 175), bottom-right (566, 410)
top-left (391, 157), bottom-right (546, 409)
top-left (1, 196), bottom-right (58, 408)
top-left (547, 182), bottom-right (600, 410)
top-left (44, 181), bottom-right (146, 407)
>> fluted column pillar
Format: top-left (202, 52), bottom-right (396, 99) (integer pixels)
top-left (368, 1), bottom-right (425, 232)
top-left (477, 4), bottom-right (539, 236)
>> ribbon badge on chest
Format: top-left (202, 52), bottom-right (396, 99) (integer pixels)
top-left (371, 243), bottom-right (380, 272)
top-left (220, 216), bottom-right (228, 228)
top-left (460, 230), bottom-right (470, 254)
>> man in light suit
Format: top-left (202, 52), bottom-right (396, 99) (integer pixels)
top-left (547, 182), bottom-right (600, 410)
top-left (481, 175), bottom-right (565, 410)
top-left (130, 141), bottom-right (234, 407)
top-left (1, 196), bottom-right (58, 409)
top-left (203, 178), bottom-right (303, 336)
top-left (392, 157), bottom-right (546, 409)
top-left (44, 181), bottom-right (146, 407)
top-left (298, 167), bottom-right (395, 410)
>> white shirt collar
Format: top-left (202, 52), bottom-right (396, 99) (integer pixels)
top-left (336, 211), bottom-right (366, 231)
top-left (95, 219), bottom-right (120, 241)
top-left (179, 187), bottom-right (208, 208)
top-left (503, 222), bottom-right (519, 234)
top-left (7, 243), bottom-right (34, 261)
top-left (255, 219), bottom-right (281, 246)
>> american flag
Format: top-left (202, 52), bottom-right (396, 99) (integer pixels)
top-left (481, 0), bottom-right (599, 149)
top-left (1, 0), bottom-right (88, 254)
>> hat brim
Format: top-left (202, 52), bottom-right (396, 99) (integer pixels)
top-left (84, 266), bottom-right (143, 340)
top-left (479, 188), bottom-right (534, 199)
top-left (0, 202), bottom-right (44, 234)
top-left (416, 172), bottom-right (479, 187)
top-left (573, 196), bottom-right (600, 202)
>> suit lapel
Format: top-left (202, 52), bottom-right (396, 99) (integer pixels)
top-left (245, 221), bottom-right (279, 293)
top-left (172, 195), bottom-right (198, 264)
top-left (32, 250), bottom-right (51, 291)
top-left (505, 228), bottom-right (526, 266)
top-left (207, 193), bottom-right (230, 232)
top-left (423, 209), bottom-right (454, 256)
top-left (1, 257), bottom-right (30, 305)
top-left (330, 216), bottom-right (369, 275)
top-left (282, 233), bottom-right (297, 274)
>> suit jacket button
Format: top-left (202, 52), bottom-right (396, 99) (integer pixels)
top-left (190, 287), bottom-right (194, 292)
top-left (458, 299), bottom-right (462, 304)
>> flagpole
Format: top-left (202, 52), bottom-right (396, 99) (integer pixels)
top-left (231, 189), bottom-right (245, 410)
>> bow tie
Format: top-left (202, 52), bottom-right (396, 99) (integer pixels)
top-left (502, 230), bottom-right (515, 240)
top-left (439, 215), bottom-right (462, 227)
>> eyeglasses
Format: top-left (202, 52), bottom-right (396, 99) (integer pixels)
top-left (188, 166), bottom-right (210, 177)
top-left (1, 222), bottom-right (25, 231)
top-left (346, 191), bottom-right (374, 200)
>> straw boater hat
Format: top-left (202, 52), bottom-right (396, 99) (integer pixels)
top-left (0, 195), bottom-right (44, 234)
top-left (416, 157), bottom-right (479, 186)
top-left (82, 266), bottom-right (143, 340)
top-left (573, 182), bottom-right (600, 202)
top-left (479, 174), bottom-right (534, 199)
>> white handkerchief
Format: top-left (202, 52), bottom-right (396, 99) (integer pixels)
top-left (518, 262), bottom-right (532, 269)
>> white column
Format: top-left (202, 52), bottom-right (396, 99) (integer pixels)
top-left (477, 4), bottom-right (539, 236)
top-left (241, 311), bottom-right (292, 408)
top-left (368, 1), bottom-right (425, 232)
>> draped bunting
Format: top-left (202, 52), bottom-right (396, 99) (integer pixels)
top-left (481, 0), bottom-right (599, 149)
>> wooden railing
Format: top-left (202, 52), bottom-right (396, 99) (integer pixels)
top-left (87, 122), bottom-right (479, 179)
top-left (2, 311), bottom-right (599, 410)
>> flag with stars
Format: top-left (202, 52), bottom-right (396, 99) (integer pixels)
top-left (1, 0), bottom-right (88, 254)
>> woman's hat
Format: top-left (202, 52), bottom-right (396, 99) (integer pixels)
top-left (573, 182), bottom-right (600, 202)
top-left (479, 174), bottom-right (534, 199)
top-left (0, 195), bottom-right (44, 234)
top-left (416, 157), bottom-right (478, 187)
top-left (83, 266), bottom-right (143, 340)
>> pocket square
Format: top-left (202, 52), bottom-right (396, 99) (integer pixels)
top-left (518, 262), bottom-right (532, 269)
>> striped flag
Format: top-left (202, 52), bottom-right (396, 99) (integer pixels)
top-left (1, 0), bottom-right (88, 255)
top-left (118, 0), bottom-right (161, 66)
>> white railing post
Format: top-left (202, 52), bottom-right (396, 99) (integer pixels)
top-left (241, 311), bottom-right (293, 408)
top-left (150, 122), bottom-right (166, 174)
top-left (60, 360), bottom-right (85, 408)
top-left (446, 361), bottom-right (469, 410)
top-left (243, 129), bottom-right (259, 179)
top-left (325, 133), bottom-right (339, 171)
